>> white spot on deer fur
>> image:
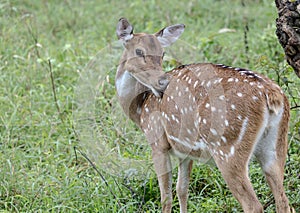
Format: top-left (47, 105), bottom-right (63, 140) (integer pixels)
top-left (175, 104), bottom-right (178, 110)
top-left (221, 136), bottom-right (227, 143)
top-left (231, 104), bottom-right (236, 110)
top-left (178, 91), bottom-right (182, 97)
top-left (170, 95), bottom-right (174, 100)
top-left (176, 86), bottom-right (179, 91)
top-left (210, 128), bottom-right (218, 136)
top-left (230, 146), bottom-right (235, 156)
top-left (219, 150), bottom-right (224, 156)
top-left (237, 117), bottom-right (249, 143)
top-left (201, 81), bottom-right (205, 86)
top-left (198, 116), bottom-right (202, 123)
top-left (193, 97), bottom-right (196, 102)
top-left (177, 79), bottom-right (180, 83)
top-left (145, 107), bottom-right (149, 113)
top-left (171, 114), bottom-right (176, 121)
top-left (189, 106), bottom-right (193, 111)
top-left (185, 137), bottom-right (191, 142)
top-left (225, 120), bottom-right (229, 126)
top-left (235, 78), bottom-right (239, 82)
top-left (250, 82), bottom-right (255, 86)
top-left (237, 115), bottom-right (242, 120)
top-left (206, 81), bottom-right (211, 87)
top-left (203, 118), bottom-right (207, 124)
top-left (141, 118), bottom-right (144, 123)
top-left (243, 79), bottom-right (248, 82)
top-left (187, 129), bottom-right (192, 134)
top-left (184, 107), bottom-right (188, 114)
top-left (219, 95), bottom-right (225, 100)
top-left (205, 103), bottom-right (210, 108)
top-left (194, 80), bottom-right (199, 88)
top-left (188, 79), bottom-right (192, 84)
top-left (228, 78), bottom-right (234, 82)
top-left (167, 97), bottom-right (170, 102)
top-left (211, 106), bottom-right (216, 112)
top-left (237, 92), bottom-right (243, 97)
top-left (252, 96), bottom-right (258, 101)
top-left (257, 84), bottom-right (264, 89)
top-left (185, 87), bottom-right (189, 92)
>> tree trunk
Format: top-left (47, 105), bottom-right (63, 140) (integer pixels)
top-left (275, 0), bottom-right (300, 78)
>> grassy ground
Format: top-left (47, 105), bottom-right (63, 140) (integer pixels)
top-left (0, 0), bottom-right (299, 212)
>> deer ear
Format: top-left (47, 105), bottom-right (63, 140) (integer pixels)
top-left (116, 18), bottom-right (134, 42)
top-left (155, 24), bottom-right (185, 47)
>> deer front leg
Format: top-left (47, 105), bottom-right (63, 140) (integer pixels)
top-left (177, 158), bottom-right (193, 213)
top-left (151, 144), bottom-right (173, 213)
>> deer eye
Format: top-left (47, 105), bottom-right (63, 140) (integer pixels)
top-left (135, 49), bottom-right (144, 57)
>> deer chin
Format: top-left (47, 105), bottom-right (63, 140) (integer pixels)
top-left (150, 87), bottom-right (163, 97)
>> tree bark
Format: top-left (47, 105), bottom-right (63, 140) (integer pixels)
top-left (275, 0), bottom-right (300, 78)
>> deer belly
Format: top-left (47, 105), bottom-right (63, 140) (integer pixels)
top-left (168, 136), bottom-right (213, 163)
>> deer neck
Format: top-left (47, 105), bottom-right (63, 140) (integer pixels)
top-left (115, 63), bottom-right (149, 126)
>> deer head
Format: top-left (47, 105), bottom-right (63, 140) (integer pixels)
top-left (116, 18), bottom-right (184, 97)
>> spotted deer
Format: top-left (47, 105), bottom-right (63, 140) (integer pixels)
top-left (115, 18), bottom-right (294, 213)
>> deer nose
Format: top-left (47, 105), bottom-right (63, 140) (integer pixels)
top-left (159, 76), bottom-right (169, 86)
top-left (157, 73), bottom-right (171, 91)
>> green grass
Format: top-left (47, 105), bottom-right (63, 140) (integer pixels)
top-left (0, 0), bottom-right (299, 212)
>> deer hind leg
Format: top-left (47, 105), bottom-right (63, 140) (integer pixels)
top-left (214, 151), bottom-right (263, 213)
top-left (176, 158), bottom-right (193, 213)
top-left (255, 110), bottom-right (293, 213)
